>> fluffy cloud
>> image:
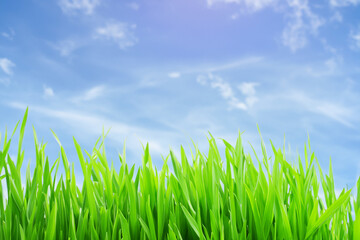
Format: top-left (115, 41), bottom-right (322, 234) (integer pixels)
top-left (59, 0), bottom-right (100, 15)
top-left (94, 22), bottom-right (137, 49)
top-left (0, 58), bottom-right (15, 75)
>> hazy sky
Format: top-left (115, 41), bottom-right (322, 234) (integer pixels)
top-left (0, 0), bottom-right (360, 189)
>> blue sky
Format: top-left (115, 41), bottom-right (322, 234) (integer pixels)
top-left (0, 0), bottom-right (360, 190)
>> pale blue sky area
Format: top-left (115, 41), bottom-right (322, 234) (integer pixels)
top-left (0, 0), bottom-right (360, 189)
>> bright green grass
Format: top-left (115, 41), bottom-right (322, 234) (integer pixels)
top-left (1, 109), bottom-right (360, 239)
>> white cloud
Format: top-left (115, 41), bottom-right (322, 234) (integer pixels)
top-left (52, 40), bottom-right (80, 56)
top-left (282, 0), bottom-right (325, 52)
top-left (238, 82), bottom-right (260, 107)
top-left (0, 78), bottom-right (10, 85)
top-left (73, 85), bottom-right (106, 102)
top-left (238, 82), bottom-right (259, 96)
top-left (8, 101), bottom-right (135, 141)
top-left (7, 102), bottom-right (170, 156)
top-left (1, 28), bottom-right (15, 40)
top-left (211, 77), bottom-right (235, 99)
top-left (205, 57), bottom-right (263, 72)
top-left (206, 0), bottom-right (325, 52)
top-left (330, 11), bottom-right (342, 22)
top-left (305, 56), bottom-right (343, 77)
top-left (0, 58), bottom-right (15, 75)
top-left (350, 28), bottom-right (360, 50)
top-left (329, 0), bottom-right (360, 7)
top-left (168, 72), bottom-right (181, 78)
top-left (59, 0), bottom-right (100, 15)
top-left (197, 74), bottom-right (260, 110)
top-left (94, 22), bottom-right (137, 49)
top-left (166, 57), bottom-right (262, 77)
top-left (128, 2), bottom-right (140, 10)
top-left (231, 13), bottom-right (239, 20)
top-left (207, 0), bottom-right (277, 11)
top-left (197, 74), bottom-right (243, 109)
top-left (288, 91), bottom-right (354, 128)
top-left (43, 86), bottom-right (55, 98)
top-left (324, 57), bottom-right (338, 72)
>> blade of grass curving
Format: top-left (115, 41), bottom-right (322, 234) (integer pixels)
top-left (305, 189), bottom-right (351, 239)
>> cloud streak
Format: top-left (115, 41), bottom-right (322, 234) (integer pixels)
top-left (7, 101), bottom-right (173, 157)
top-left (329, 0), bottom-right (360, 7)
top-left (289, 91), bottom-right (355, 128)
top-left (72, 85), bottom-right (107, 102)
top-left (206, 0), bottom-right (277, 11)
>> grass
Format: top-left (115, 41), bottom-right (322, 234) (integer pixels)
top-left (1, 108), bottom-right (360, 239)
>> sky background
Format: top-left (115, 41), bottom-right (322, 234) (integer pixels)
top-left (0, 0), bottom-right (360, 190)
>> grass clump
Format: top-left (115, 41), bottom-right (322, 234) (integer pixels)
top-left (1, 109), bottom-right (360, 239)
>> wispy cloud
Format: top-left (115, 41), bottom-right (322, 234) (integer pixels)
top-left (197, 73), bottom-right (260, 110)
top-left (0, 78), bottom-right (10, 85)
top-left (59, 0), bottom-right (100, 15)
top-left (168, 72), bottom-right (181, 78)
top-left (231, 13), bottom-right (239, 20)
top-left (0, 58), bottom-right (15, 75)
top-left (205, 57), bottom-right (263, 72)
top-left (206, 0), bottom-right (325, 52)
top-left (1, 28), bottom-right (15, 40)
top-left (288, 91), bottom-right (355, 128)
top-left (258, 86), bottom-right (357, 129)
top-left (304, 56), bottom-right (343, 77)
top-left (330, 11), bottom-right (342, 22)
top-left (128, 2), bottom-right (140, 10)
top-left (206, 0), bottom-right (277, 11)
top-left (282, 0), bottom-right (324, 52)
top-left (52, 39), bottom-right (82, 56)
top-left (238, 82), bottom-right (260, 107)
top-left (72, 85), bottom-right (106, 102)
top-left (329, 0), bottom-right (360, 7)
top-left (8, 101), bottom-right (132, 134)
top-left (94, 21), bottom-right (137, 49)
top-left (43, 86), bottom-right (55, 98)
top-left (350, 27), bottom-right (360, 50)
top-left (7, 102), bottom-right (171, 157)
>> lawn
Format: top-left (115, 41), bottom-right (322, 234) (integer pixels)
top-left (0, 109), bottom-right (359, 239)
